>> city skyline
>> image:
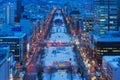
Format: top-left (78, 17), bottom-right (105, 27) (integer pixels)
top-left (0, 0), bottom-right (120, 80)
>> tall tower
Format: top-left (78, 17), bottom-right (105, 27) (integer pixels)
top-left (118, 0), bottom-right (120, 27)
top-left (4, 2), bottom-right (15, 26)
top-left (94, 0), bottom-right (118, 34)
top-left (16, 0), bottom-right (22, 16)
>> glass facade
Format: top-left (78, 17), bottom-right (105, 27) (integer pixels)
top-left (94, 0), bottom-right (118, 34)
top-left (94, 41), bottom-right (120, 64)
top-left (0, 38), bottom-right (20, 61)
top-left (0, 35), bottom-right (27, 61)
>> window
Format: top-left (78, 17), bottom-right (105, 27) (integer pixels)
top-left (100, 19), bottom-right (106, 21)
top-left (109, 21), bottom-right (114, 24)
top-left (112, 50), bottom-right (120, 52)
top-left (110, 16), bottom-right (117, 19)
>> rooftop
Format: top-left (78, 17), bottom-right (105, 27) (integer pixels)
top-left (103, 56), bottom-right (120, 68)
top-left (0, 32), bottom-right (26, 38)
top-left (0, 24), bottom-right (13, 36)
top-left (0, 45), bottom-right (10, 67)
top-left (103, 56), bottom-right (120, 62)
top-left (0, 45), bottom-right (9, 55)
top-left (93, 34), bottom-right (120, 42)
top-left (109, 62), bottom-right (120, 68)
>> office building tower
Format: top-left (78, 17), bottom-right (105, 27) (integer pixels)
top-left (94, 0), bottom-right (118, 34)
top-left (92, 33), bottom-right (120, 64)
top-left (70, 10), bottom-right (80, 34)
top-left (0, 33), bottom-right (27, 61)
top-left (102, 56), bottom-right (120, 80)
top-left (20, 19), bottom-right (33, 40)
top-left (0, 6), bottom-right (4, 24)
top-left (15, 0), bottom-right (22, 22)
top-left (16, 0), bottom-right (22, 15)
top-left (4, 2), bottom-right (15, 26)
top-left (0, 45), bottom-right (10, 80)
top-left (118, 0), bottom-right (120, 27)
top-left (81, 11), bottom-right (94, 32)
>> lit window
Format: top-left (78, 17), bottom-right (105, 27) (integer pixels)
top-left (100, 50), bottom-right (104, 52)
top-left (11, 50), bottom-right (15, 52)
top-left (15, 55), bottom-right (19, 57)
top-left (100, 31), bottom-right (106, 34)
top-left (0, 39), bottom-right (3, 41)
top-left (112, 50), bottom-right (120, 52)
top-left (100, 14), bottom-right (105, 16)
top-left (99, 19), bottom-right (106, 21)
top-left (104, 50), bottom-right (108, 52)
top-left (109, 21), bottom-right (114, 24)
top-left (110, 16), bottom-right (117, 19)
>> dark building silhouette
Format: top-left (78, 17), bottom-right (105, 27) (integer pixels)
top-left (16, 0), bottom-right (22, 22)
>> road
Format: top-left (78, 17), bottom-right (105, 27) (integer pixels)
top-left (41, 9), bottom-right (83, 80)
top-left (23, 8), bottom-right (56, 80)
top-left (23, 8), bottom-right (87, 80)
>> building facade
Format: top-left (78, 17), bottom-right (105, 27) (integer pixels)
top-left (93, 34), bottom-right (120, 64)
top-left (16, 0), bottom-right (22, 16)
top-left (94, 0), bottom-right (118, 34)
top-left (4, 2), bottom-right (15, 26)
top-left (0, 45), bottom-right (10, 80)
top-left (102, 56), bottom-right (120, 80)
top-left (0, 33), bottom-right (27, 61)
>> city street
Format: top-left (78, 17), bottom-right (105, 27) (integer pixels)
top-left (41, 9), bottom-right (83, 80)
top-left (23, 8), bottom-right (56, 80)
top-left (23, 8), bottom-right (87, 80)
top-left (0, 1), bottom-right (119, 80)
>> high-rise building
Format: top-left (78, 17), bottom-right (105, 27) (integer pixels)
top-left (81, 11), bottom-right (94, 32)
top-left (3, 2), bottom-right (15, 26)
top-left (0, 33), bottom-right (27, 61)
top-left (92, 33), bottom-right (120, 64)
top-left (102, 56), bottom-right (120, 80)
top-left (15, 0), bottom-right (22, 22)
top-left (118, 0), bottom-right (120, 27)
top-left (16, 0), bottom-right (22, 15)
top-left (0, 45), bottom-right (10, 80)
top-left (20, 19), bottom-right (33, 44)
top-left (0, 24), bottom-right (13, 36)
top-left (94, 0), bottom-right (118, 34)
top-left (70, 10), bottom-right (80, 34)
top-left (0, 6), bottom-right (4, 24)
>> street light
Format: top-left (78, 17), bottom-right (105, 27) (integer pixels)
top-left (27, 43), bottom-right (30, 59)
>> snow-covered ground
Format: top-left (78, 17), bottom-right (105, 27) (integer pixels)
top-left (42, 70), bottom-right (82, 80)
top-left (51, 70), bottom-right (71, 80)
top-left (72, 73), bottom-right (82, 80)
top-left (42, 11), bottom-right (83, 80)
top-left (49, 33), bottom-right (71, 43)
top-left (42, 73), bottom-right (51, 80)
top-left (42, 46), bottom-right (77, 67)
